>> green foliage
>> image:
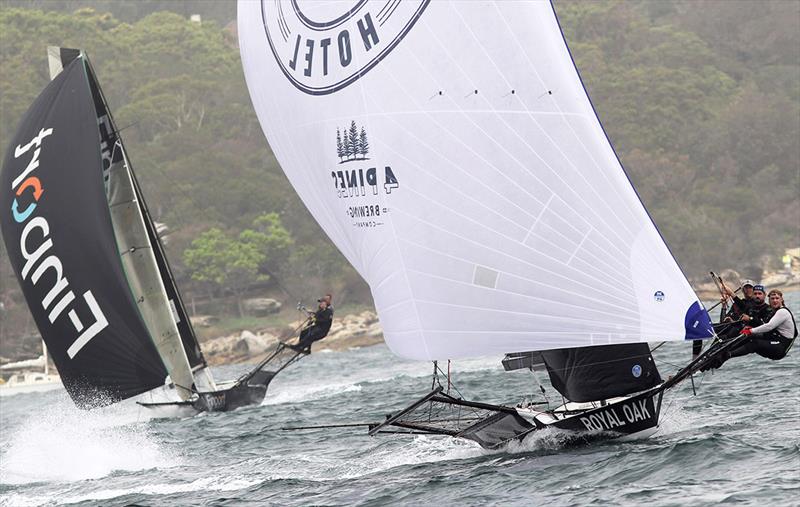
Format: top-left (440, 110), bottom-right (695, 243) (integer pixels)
top-left (559, 0), bottom-right (799, 276)
top-left (183, 228), bottom-right (266, 288)
top-left (0, 0), bottom-right (798, 330)
top-left (240, 213), bottom-right (294, 287)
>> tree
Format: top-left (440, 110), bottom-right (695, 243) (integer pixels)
top-left (358, 126), bottom-right (369, 159)
top-left (183, 228), bottom-right (266, 317)
top-left (348, 120), bottom-right (359, 160)
top-left (241, 212), bottom-right (294, 285)
top-left (336, 128), bottom-right (344, 162)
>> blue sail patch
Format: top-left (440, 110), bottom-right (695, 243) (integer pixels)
top-left (684, 301), bottom-right (714, 340)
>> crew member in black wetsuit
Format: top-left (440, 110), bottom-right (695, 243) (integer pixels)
top-left (723, 279), bottom-right (755, 322)
top-left (715, 280), bottom-right (771, 340)
top-left (703, 289), bottom-right (796, 370)
top-left (290, 295), bottom-right (334, 353)
top-left (742, 284), bottom-right (772, 327)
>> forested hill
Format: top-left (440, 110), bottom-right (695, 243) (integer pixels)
top-left (1, 1), bottom-right (798, 316)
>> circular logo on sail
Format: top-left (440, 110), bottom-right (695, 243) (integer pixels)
top-left (654, 290), bottom-right (665, 302)
top-left (259, 0), bottom-right (430, 95)
top-left (631, 364), bottom-right (642, 378)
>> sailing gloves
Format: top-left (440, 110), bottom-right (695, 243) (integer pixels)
top-left (742, 327), bottom-right (753, 336)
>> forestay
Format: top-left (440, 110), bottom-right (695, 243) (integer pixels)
top-left (239, 0), bottom-right (713, 360)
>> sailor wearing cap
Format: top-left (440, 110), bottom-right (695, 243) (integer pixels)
top-left (704, 289), bottom-right (797, 370)
top-left (722, 279), bottom-right (756, 323)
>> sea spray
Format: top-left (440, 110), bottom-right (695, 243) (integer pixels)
top-left (0, 395), bottom-right (179, 485)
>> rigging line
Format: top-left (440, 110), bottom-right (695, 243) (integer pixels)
top-left (387, 69), bottom-right (649, 282)
top-left (371, 131), bottom-right (612, 270)
top-left (435, 362), bottom-right (467, 400)
top-left (391, 204), bottom-right (638, 308)
top-left (410, 291), bottom-right (645, 328)
top-left (397, 237), bottom-right (642, 317)
top-left (355, 41), bottom-right (431, 359)
top-left (398, 185), bottom-right (635, 285)
top-left (139, 161), bottom-right (303, 303)
top-left (424, 6), bottom-right (638, 248)
top-left (259, 83), bottom-right (360, 268)
top-left (367, 93), bottom-right (638, 281)
top-left (659, 371), bottom-right (708, 426)
top-left (528, 352), bottom-right (665, 375)
top-left (491, 2), bottom-right (642, 236)
top-left (295, 109), bottom-right (590, 126)
top-left (408, 195), bottom-right (626, 286)
top-left (650, 341), bottom-right (667, 352)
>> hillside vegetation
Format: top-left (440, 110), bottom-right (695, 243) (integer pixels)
top-left (1, 1), bottom-right (798, 357)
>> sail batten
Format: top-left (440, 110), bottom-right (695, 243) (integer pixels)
top-left (240, 0), bottom-right (714, 360)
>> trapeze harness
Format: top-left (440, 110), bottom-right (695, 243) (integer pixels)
top-left (732, 306), bottom-right (797, 361)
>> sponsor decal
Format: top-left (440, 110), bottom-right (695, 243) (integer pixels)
top-left (8, 128), bottom-right (109, 359)
top-left (260, 0), bottom-right (430, 95)
top-left (631, 364), bottom-right (642, 378)
top-left (654, 290), bottom-right (665, 302)
top-left (579, 396), bottom-right (654, 432)
top-left (331, 122), bottom-right (398, 228)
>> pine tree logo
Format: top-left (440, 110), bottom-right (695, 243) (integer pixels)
top-left (337, 120), bottom-right (370, 163)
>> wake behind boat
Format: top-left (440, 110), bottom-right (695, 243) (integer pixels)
top-left (0, 47), bottom-right (306, 413)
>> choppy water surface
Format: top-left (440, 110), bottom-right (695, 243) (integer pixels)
top-left (2, 295), bottom-right (798, 506)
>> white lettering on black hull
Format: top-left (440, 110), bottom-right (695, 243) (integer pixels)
top-left (580, 396), bottom-right (655, 432)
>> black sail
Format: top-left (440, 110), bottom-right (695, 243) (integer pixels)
top-left (80, 53), bottom-right (207, 371)
top-left (0, 58), bottom-right (168, 407)
top-left (53, 47), bottom-right (207, 372)
top-left (541, 343), bottom-right (661, 403)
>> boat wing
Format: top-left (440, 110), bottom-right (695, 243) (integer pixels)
top-left (367, 387), bottom-right (535, 449)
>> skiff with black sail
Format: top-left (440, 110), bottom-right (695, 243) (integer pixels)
top-left (237, 0), bottom-right (737, 448)
top-left (0, 47), bottom-right (303, 413)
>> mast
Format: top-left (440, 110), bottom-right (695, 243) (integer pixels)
top-left (48, 48), bottom-right (201, 398)
top-left (42, 340), bottom-right (48, 376)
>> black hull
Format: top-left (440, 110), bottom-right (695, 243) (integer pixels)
top-left (368, 386), bottom-right (665, 450)
top-left (366, 336), bottom-right (746, 449)
top-left (139, 344), bottom-right (305, 414)
top-left (193, 370), bottom-right (275, 412)
top-left (457, 389), bottom-right (663, 449)
top-left (549, 389), bottom-right (663, 435)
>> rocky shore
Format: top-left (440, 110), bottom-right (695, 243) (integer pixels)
top-left (691, 270), bottom-right (799, 301)
top-left (197, 310), bottom-right (384, 365)
top-left (196, 272), bottom-right (800, 366)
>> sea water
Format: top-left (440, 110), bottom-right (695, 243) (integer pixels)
top-left (1, 294), bottom-right (798, 506)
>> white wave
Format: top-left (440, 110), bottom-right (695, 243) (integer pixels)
top-left (1, 476), bottom-right (262, 507)
top-left (261, 383), bottom-right (362, 406)
top-left (503, 426), bottom-right (589, 454)
top-left (258, 435), bottom-right (482, 482)
top-left (0, 400), bottom-right (179, 485)
top-left (61, 476), bottom-right (262, 505)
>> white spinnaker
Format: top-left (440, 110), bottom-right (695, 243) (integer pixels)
top-left (239, 0), bottom-right (712, 360)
